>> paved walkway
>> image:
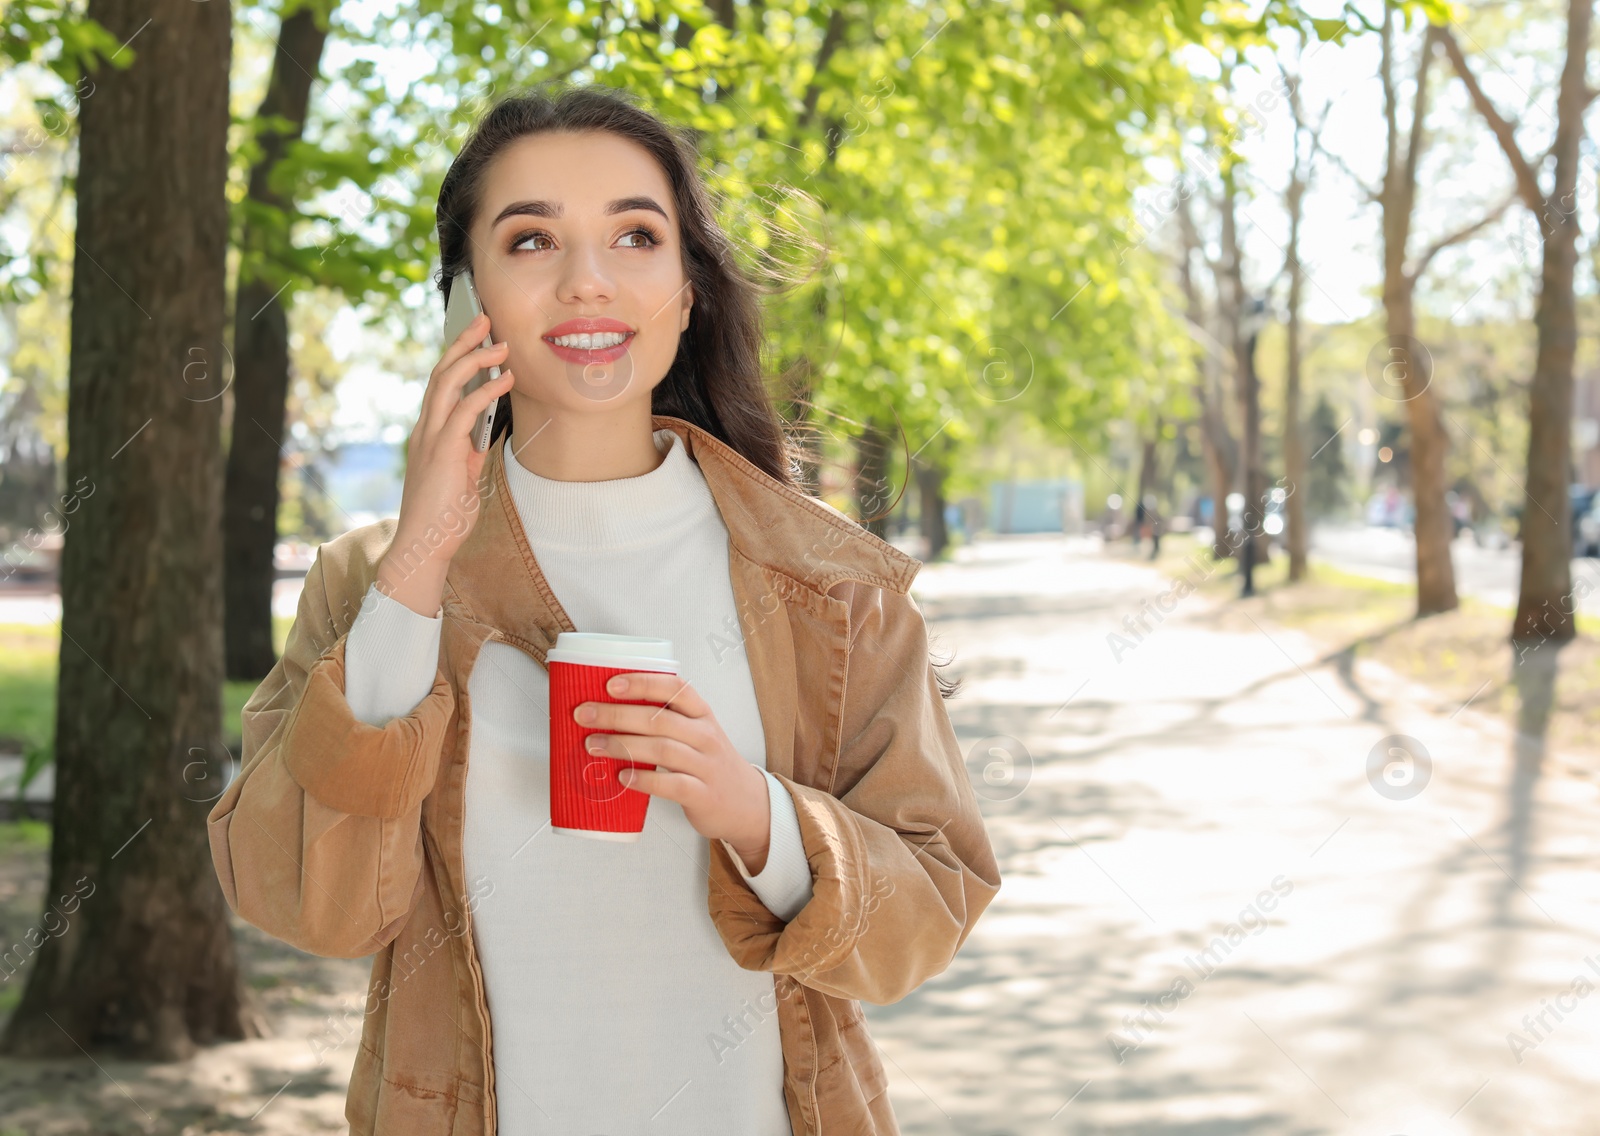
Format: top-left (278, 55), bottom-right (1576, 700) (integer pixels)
top-left (7, 534), bottom-right (1597, 1134)
top-left (869, 534), bottom-right (1600, 1135)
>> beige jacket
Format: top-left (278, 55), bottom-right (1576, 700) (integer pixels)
top-left (207, 413), bottom-right (1002, 1135)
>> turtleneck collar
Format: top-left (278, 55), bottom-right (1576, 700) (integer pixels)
top-left (501, 425), bottom-right (719, 552)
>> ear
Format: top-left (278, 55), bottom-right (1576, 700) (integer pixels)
top-left (679, 283), bottom-right (695, 332)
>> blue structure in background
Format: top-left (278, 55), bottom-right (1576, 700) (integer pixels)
top-left (304, 441), bottom-right (406, 528)
top-left (989, 478), bottom-right (1083, 534)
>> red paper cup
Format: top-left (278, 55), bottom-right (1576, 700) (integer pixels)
top-left (547, 632), bottom-right (679, 842)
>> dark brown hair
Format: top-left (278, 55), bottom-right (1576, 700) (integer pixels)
top-left (434, 81), bottom-right (799, 485)
top-left (434, 82), bottom-right (961, 700)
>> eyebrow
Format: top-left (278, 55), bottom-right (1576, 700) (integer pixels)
top-left (491, 196), bottom-right (670, 228)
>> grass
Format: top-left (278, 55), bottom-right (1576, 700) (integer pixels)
top-left (1130, 532), bottom-right (1600, 761)
top-left (0, 616), bottom-right (295, 766)
top-left (0, 818), bottom-right (50, 850)
top-left (0, 625), bottom-right (57, 758)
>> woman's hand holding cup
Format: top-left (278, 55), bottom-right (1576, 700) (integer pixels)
top-left (574, 671), bottom-right (773, 872)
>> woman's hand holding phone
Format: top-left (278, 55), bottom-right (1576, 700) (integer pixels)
top-left (376, 311), bottom-right (515, 617)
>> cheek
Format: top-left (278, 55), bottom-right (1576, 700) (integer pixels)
top-left (641, 284), bottom-right (691, 351)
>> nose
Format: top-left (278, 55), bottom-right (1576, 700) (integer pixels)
top-left (555, 239), bottom-right (615, 306)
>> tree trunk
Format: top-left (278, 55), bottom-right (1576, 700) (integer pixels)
top-left (1439, 1), bottom-right (1589, 641)
top-left (0, 0), bottom-right (251, 1060)
top-left (224, 4), bottom-right (331, 681)
top-left (1206, 427), bottom-right (1233, 558)
top-left (855, 416), bottom-right (893, 539)
top-left (1242, 326), bottom-right (1268, 570)
top-left (1176, 190), bottom-right (1236, 559)
top-left (1511, 0), bottom-right (1588, 643)
top-left (1380, 12), bottom-right (1459, 615)
top-left (1384, 291), bottom-right (1458, 614)
top-left (1221, 166), bottom-right (1268, 577)
top-left (1136, 426), bottom-right (1159, 548)
top-left (1282, 84), bottom-right (1311, 582)
top-left (1280, 320), bottom-right (1305, 582)
top-left (917, 462), bottom-right (949, 559)
top-left (1283, 268), bottom-right (1308, 580)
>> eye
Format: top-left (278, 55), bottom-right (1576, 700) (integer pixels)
top-left (619, 224), bottom-right (665, 249)
top-left (506, 223), bottom-right (666, 254)
top-left (508, 228), bottom-right (554, 253)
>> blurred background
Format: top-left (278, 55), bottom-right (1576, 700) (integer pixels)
top-left (1, 0), bottom-right (1599, 1132)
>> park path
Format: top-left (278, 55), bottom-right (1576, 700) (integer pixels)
top-left (7, 532), bottom-right (1599, 1134)
top-left (869, 534), bottom-right (1600, 1136)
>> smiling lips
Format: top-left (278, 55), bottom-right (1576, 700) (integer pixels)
top-left (543, 318), bottom-right (635, 363)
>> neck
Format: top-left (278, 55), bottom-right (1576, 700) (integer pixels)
top-left (504, 397), bottom-right (665, 482)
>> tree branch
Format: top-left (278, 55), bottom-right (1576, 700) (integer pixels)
top-left (1407, 186), bottom-right (1518, 283)
top-left (1437, 24), bottom-right (1545, 213)
top-left (798, 8), bottom-right (848, 129)
top-left (1396, 23), bottom-right (1439, 229)
top-left (1322, 146), bottom-right (1381, 202)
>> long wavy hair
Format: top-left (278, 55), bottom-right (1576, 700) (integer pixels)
top-left (434, 82), bottom-right (801, 481)
top-left (434, 82), bottom-right (961, 699)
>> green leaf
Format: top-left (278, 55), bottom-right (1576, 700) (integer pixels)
top-left (1310, 17), bottom-right (1349, 42)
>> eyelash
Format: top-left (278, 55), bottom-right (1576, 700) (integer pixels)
top-left (508, 224), bottom-right (665, 254)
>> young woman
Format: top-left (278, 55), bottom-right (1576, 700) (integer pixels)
top-left (208, 84), bottom-right (1001, 1136)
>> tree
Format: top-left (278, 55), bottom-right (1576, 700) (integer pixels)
top-left (1219, 148), bottom-right (1271, 590)
top-left (1306, 394), bottom-right (1351, 517)
top-left (0, 0), bottom-right (251, 1059)
top-left (1440, 0), bottom-right (1592, 643)
top-left (1278, 61), bottom-right (1331, 582)
top-left (1309, 1), bottom-right (1506, 615)
top-left (1177, 185), bottom-right (1238, 559)
top-left (1368, 7), bottom-right (1508, 614)
top-left (223, 0), bottom-right (335, 682)
top-left (916, 444), bottom-right (953, 559)
top-left (1375, 13), bottom-right (1456, 614)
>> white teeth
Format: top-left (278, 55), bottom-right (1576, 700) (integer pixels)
top-left (549, 331), bottom-right (628, 349)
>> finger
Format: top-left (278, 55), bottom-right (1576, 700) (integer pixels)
top-left (578, 700), bottom-right (706, 749)
top-left (616, 760), bottom-right (703, 803)
top-left (440, 311), bottom-right (496, 372)
top-left (441, 368), bottom-right (514, 442)
top-left (587, 733), bottom-right (706, 779)
top-left (424, 341), bottom-right (512, 431)
top-left (604, 672), bottom-right (709, 718)
top-left (418, 312), bottom-right (492, 423)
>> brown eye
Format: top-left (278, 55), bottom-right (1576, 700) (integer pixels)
top-left (510, 230), bottom-right (553, 253)
top-left (619, 225), bottom-right (665, 249)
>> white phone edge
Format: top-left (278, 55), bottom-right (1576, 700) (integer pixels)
top-left (453, 271), bottom-right (500, 453)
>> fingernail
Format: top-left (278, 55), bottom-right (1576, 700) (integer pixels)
top-left (609, 677), bottom-right (628, 696)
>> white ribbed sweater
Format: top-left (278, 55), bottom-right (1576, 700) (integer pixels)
top-left (341, 427), bottom-right (810, 1134)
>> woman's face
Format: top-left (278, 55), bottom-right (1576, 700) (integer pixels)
top-left (467, 129), bottom-right (694, 414)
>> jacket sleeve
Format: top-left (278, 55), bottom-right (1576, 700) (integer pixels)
top-left (707, 580), bottom-right (1002, 1005)
top-left (207, 541), bottom-right (456, 959)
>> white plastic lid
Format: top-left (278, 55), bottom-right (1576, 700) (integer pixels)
top-left (547, 632), bottom-right (678, 673)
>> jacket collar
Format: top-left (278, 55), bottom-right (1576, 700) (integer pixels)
top-left (443, 413), bottom-right (919, 659)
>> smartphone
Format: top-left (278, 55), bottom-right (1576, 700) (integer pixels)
top-left (442, 270), bottom-right (501, 452)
